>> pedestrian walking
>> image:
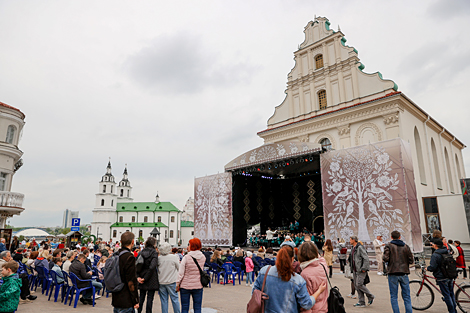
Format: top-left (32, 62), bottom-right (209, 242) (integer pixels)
top-left (350, 236), bottom-right (375, 308)
top-left (454, 240), bottom-right (466, 279)
top-left (383, 230), bottom-right (414, 313)
top-left (111, 231), bottom-right (139, 313)
top-left (338, 238), bottom-right (347, 273)
top-left (427, 238), bottom-right (457, 313)
top-left (137, 237), bottom-right (159, 313)
top-left (373, 235), bottom-right (385, 275)
top-left (322, 239), bottom-right (334, 278)
top-left (177, 238), bottom-right (206, 313)
top-left (158, 242), bottom-right (180, 313)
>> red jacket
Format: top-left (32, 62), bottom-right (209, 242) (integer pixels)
top-left (456, 246), bottom-right (466, 268)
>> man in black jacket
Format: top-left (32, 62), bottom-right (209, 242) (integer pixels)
top-left (69, 254), bottom-right (102, 305)
top-left (427, 239), bottom-right (457, 313)
top-left (383, 230), bottom-right (413, 313)
top-left (112, 231), bottom-right (139, 313)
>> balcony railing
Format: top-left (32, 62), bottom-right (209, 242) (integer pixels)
top-left (0, 191), bottom-right (24, 208)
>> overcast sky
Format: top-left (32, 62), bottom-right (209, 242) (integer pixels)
top-left (1, 0), bottom-right (469, 227)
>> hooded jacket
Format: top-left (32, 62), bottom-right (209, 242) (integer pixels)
top-left (383, 239), bottom-right (413, 275)
top-left (427, 247), bottom-right (450, 280)
top-left (177, 250), bottom-right (205, 290)
top-left (300, 257), bottom-right (329, 313)
top-left (137, 247), bottom-right (159, 290)
top-left (0, 274), bottom-right (22, 313)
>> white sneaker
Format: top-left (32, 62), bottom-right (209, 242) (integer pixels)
top-left (250, 284), bottom-right (253, 287)
top-left (95, 295), bottom-right (101, 299)
top-left (347, 293), bottom-right (353, 298)
top-left (246, 283), bottom-right (248, 286)
top-left (377, 272), bottom-right (383, 276)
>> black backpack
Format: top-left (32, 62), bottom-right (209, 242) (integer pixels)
top-left (437, 251), bottom-right (458, 279)
top-left (103, 250), bottom-right (130, 293)
top-left (321, 264), bottom-right (346, 313)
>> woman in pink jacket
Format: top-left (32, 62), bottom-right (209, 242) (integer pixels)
top-left (245, 251), bottom-right (254, 286)
top-left (176, 238), bottom-right (206, 313)
top-left (298, 241), bottom-right (329, 313)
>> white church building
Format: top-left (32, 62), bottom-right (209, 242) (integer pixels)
top-left (91, 161), bottom-right (194, 246)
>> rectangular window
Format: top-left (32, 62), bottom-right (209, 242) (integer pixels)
top-left (158, 216), bottom-right (162, 223)
top-left (119, 216), bottom-right (123, 222)
top-left (132, 216), bottom-right (136, 222)
top-left (144, 216), bottom-right (148, 222)
top-left (191, 231), bottom-right (194, 236)
top-left (113, 230), bottom-right (117, 238)
top-left (0, 173), bottom-right (7, 191)
top-left (171, 216), bottom-right (175, 223)
top-left (103, 185), bottom-right (106, 193)
top-left (423, 197), bottom-right (441, 233)
top-left (170, 230), bottom-right (174, 238)
top-left (165, 230), bottom-right (168, 239)
top-left (139, 230), bottom-right (143, 238)
top-left (111, 185), bottom-right (113, 193)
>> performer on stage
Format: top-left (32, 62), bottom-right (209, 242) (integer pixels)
top-left (294, 220), bottom-right (300, 232)
top-left (266, 228), bottom-right (277, 248)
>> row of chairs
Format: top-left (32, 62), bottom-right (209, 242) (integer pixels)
top-left (17, 262), bottom-right (103, 308)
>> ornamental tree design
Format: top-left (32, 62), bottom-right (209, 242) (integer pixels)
top-left (324, 146), bottom-right (401, 241)
top-left (194, 173), bottom-right (232, 245)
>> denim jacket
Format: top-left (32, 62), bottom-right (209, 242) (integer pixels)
top-left (253, 265), bottom-right (315, 313)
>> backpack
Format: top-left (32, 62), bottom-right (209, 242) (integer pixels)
top-left (103, 250), bottom-right (130, 293)
top-left (321, 264), bottom-right (346, 313)
top-left (437, 251), bottom-right (458, 279)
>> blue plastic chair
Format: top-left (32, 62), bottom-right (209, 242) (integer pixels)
top-left (232, 261), bottom-right (245, 281)
top-left (222, 263), bottom-right (239, 285)
top-left (93, 255), bottom-right (100, 267)
top-left (225, 256), bottom-right (234, 263)
top-left (67, 272), bottom-right (95, 308)
top-left (35, 266), bottom-right (52, 295)
top-left (49, 270), bottom-right (65, 302)
top-left (93, 267), bottom-right (108, 297)
top-left (62, 271), bottom-right (73, 304)
top-left (209, 263), bottom-right (224, 284)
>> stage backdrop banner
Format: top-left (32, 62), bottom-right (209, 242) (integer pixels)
top-left (194, 173), bottom-right (233, 246)
top-left (321, 138), bottom-right (423, 252)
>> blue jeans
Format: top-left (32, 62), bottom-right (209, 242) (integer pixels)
top-left (437, 279), bottom-right (457, 313)
top-left (113, 308), bottom-right (135, 313)
top-left (246, 271), bottom-right (253, 284)
top-left (387, 274), bottom-right (412, 313)
top-left (160, 283), bottom-right (180, 313)
top-left (84, 280), bottom-right (103, 299)
top-left (180, 288), bottom-right (203, 313)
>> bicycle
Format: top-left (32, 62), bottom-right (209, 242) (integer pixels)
top-left (410, 264), bottom-right (470, 312)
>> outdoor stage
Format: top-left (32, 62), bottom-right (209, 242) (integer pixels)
top-left (194, 138), bottom-right (423, 252)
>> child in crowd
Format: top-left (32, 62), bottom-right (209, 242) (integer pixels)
top-left (97, 256), bottom-right (108, 280)
top-left (245, 251), bottom-right (254, 287)
top-left (0, 261), bottom-right (21, 313)
top-left (51, 257), bottom-right (64, 284)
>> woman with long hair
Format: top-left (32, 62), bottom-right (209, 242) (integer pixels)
top-left (299, 241), bottom-right (329, 313)
top-left (177, 238), bottom-right (205, 313)
top-left (137, 237), bottom-right (159, 313)
top-left (210, 250), bottom-right (224, 268)
top-left (322, 239), bottom-right (334, 278)
top-left (252, 246), bottom-right (326, 312)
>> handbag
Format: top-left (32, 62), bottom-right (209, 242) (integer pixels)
top-left (321, 264), bottom-right (346, 313)
top-left (247, 265), bottom-right (271, 313)
top-left (191, 257), bottom-right (211, 287)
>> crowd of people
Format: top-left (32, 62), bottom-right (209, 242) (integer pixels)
top-left (0, 228), bottom-right (467, 313)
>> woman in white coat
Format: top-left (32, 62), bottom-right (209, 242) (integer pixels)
top-left (158, 242), bottom-right (180, 313)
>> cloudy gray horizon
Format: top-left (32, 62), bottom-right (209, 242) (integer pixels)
top-left (1, 0), bottom-right (469, 228)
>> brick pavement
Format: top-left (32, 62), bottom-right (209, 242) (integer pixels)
top-left (17, 269), bottom-right (457, 313)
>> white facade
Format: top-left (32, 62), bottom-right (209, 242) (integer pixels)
top-left (0, 101), bottom-right (26, 228)
top-left (91, 162), bottom-right (194, 246)
top-left (182, 197), bottom-right (194, 221)
top-left (62, 209), bottom-right (79, 228)
top-left (258, 17), bottom-right (469, 242)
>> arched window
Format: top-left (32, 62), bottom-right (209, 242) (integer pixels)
top-left (318, 90), bottom-right (327, 110)
top-left (320, 138), bottom-right (332, 150)
top-left (139, 230), bottom-right (143, 238)
top-left (127, 190), bottom-right (130, 197)
top-left (111, 185), bottom-right (113, 193)
top-left (5, 125), bottom-right (16, 144)
top-left (119, 216), bottom-right (123, 223)
top-left (315, 54), bottom-right (323, 69)
top-left (111, 200), bottom-right (113, 206)
top-left (444, 148), bottom-right (454, 193)
top-left (431, 139), bottom-right (442, 189)
top-left (120, 189), bottom-right (123, 197)
top-left (105, 177), bottom-right (108, 181)
top-left (414, 127), bottom-right (427, 184)
top-left (132, 216), bottom-right (136, 222)
top-left (144, 216), bottom-right (148, 222)
top-left (113, 230), bottom-right (117, 238)
top-left (170, 230), bottom-right (174, 238)
top-left (456, 154), bottom-right (462, 180)
top-left (103, 185), bottom-right (106, 193)
top-left (101, 199), bottom-right (105, 206)
top-left (158, 216), bottom-right (162, 223)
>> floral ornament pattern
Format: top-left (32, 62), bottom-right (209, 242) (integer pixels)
top-left (373, 225), bottom-right (390, 239)
top-left (194, 173), bottom-right (232, 246)
top-left (323, 145), bottom-right (401, 242)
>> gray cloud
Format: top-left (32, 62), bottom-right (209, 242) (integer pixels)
top-left (123, 32), bottom-right (258, 94)
top-left (427, 0), bottom-right (470, 18)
